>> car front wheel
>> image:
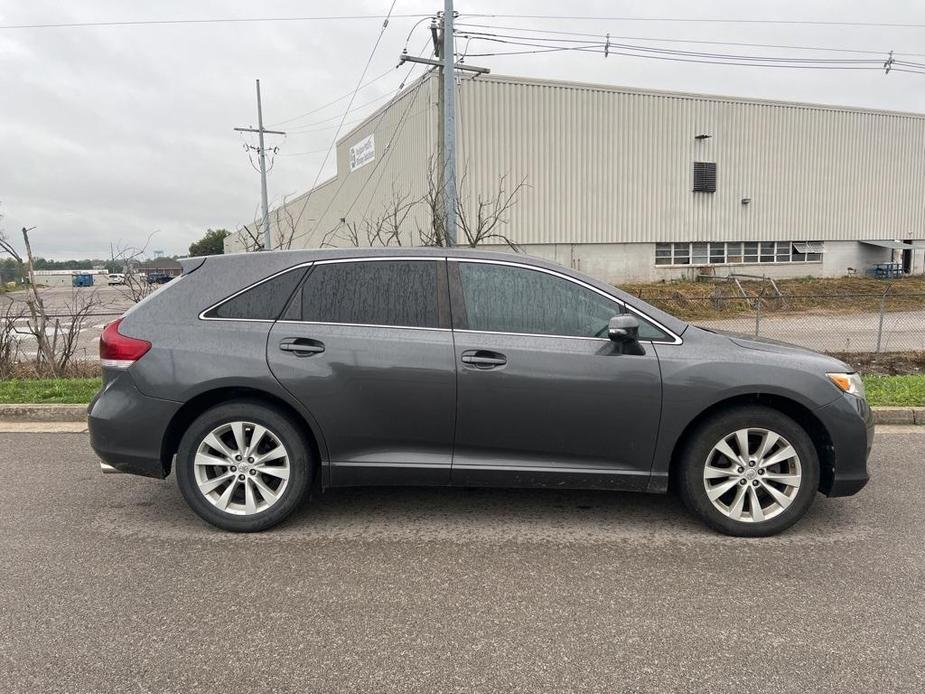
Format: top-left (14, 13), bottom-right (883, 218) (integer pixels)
top-left (677, 406), bottom-right (820, 537)
top-left (175, 401), bottom-right (312, 532)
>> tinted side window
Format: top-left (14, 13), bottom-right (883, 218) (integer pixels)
top-left (457, 263), bottom-right (669, 341)
top-left (205, 267), bottom-right (306, 320)
top-left (293, 260), bottom-right (442, 328)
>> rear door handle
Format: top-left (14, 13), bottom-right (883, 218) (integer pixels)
top-left (461, 350), bottom-right (507, 368)
top-left (279, 337), bottom-right (325, 357)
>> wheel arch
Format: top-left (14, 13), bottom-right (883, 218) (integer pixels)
top-left (666, 393), bottom-right (835, 494)
top-left (160, 386), bottom-right (325, 481)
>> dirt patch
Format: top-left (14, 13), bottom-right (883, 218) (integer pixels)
top-left (625, 275), bottom-right (925, 321)
top-left (827, 351), bottom-right (925, 376)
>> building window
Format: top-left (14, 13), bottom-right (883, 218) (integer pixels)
top-left (692, 162), bottom-right (717, 193)
top-left (655, 241), bottom-right (824, 267)
top-left (655, 243), bottom-right (672, 265)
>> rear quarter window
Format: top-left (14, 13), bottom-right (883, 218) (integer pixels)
top-left (203, 267), bottom-right (307, 320)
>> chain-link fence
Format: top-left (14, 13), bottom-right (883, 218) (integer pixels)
top-left (636, 286), bottom-right (925, 353)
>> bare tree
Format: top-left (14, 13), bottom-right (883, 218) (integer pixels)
top-left (17, 226), bottom-right (59, 372)
top-left (237, 223), bottom-right (265, 252)
top-left (52, 289), bottom-right (103, 371)
top-left (0, 301), bottom-right (24, 379)
top-left (455, 170), bottom-right (526, 249)
top-left (110, 232), bottom-right (159, 304)
top-left (233, 196), bottom-right (302, 253)
top-left (271, 194), bottom-right (302, 250)
top-left (329, 163), bottom-right (527, 251)
top-left (0, 226), bottom-right (99, 376)
top-left (325, 186), bottom-right (417, 249)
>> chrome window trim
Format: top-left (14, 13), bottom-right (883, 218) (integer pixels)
top-left (312, 255), bottom-right (445, 265)
top-left (198, 261), bottom-right (314, 322)
top-left (453, 328), bottom-right (609, 343)
top-left (199, 256), bottom-right (446, 325)
top-left (449, 257), bottom-right (683, 345)
top-left (199, 254), bottom-right (683, 345)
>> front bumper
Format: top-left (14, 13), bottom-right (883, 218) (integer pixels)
top-left (815, 393), bottom-right (874, 497)
top-left (87, 372), bottom-right (182, 478)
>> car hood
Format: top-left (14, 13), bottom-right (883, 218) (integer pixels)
top-left (697, 327), bottom-right (853, 371)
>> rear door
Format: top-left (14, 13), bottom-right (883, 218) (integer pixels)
top-left (267, 257), bottom-right (456, 486)
top-left (449, 259), bottom-right (667, 490)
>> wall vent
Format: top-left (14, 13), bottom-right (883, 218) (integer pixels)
top-left (692, 162), bottom-right (717, 193)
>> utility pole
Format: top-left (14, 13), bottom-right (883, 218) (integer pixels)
top-left (399, 2), bottom-right (488, 247)
top-left (234, 79), bottom-right (285, 251)
top-left (441, 0), bottom-right (457, 246)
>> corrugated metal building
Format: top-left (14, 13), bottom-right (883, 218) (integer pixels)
top-left (226, 73), bottom-right (925, 282)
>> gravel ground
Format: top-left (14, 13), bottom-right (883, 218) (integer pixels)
top-left (0, 431), bottom-right (922, 693)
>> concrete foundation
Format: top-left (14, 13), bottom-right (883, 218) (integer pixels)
top-left (485, 240), bottom-right (922, 285)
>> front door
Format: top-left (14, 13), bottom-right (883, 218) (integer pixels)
top-left (448, 259), bottom-right (666, 490)
top-left (267, 258), bottom-right (456, 486)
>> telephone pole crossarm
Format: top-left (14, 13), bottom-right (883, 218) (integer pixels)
top-left (234, 127), bottom-right (286, 136)
top-left (398, 54), bottom-right (489, 74)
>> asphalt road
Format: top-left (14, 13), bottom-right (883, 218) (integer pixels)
top-left (1, 430), bottom-right (923, 693)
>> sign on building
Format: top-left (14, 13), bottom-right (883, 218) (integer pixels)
top-left (349, 134), bottom-right (375, 172)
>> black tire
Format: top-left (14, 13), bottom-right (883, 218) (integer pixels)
top-left (677, 406), bottom-right (819, 537)
top-left (175, 400), bottom-right (313, 532)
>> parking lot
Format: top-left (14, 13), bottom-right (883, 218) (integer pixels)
top-left (1, 428), bottom-right (922, 693)
top-left (1, 286), bottom-right (131, 360)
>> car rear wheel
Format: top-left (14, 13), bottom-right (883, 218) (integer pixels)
top-left (677, 406), bottom-right (819, 537)
top-left (175, 401), bottom-right (312, 532)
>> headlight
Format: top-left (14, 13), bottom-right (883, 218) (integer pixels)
top-left (827, 372), bottom-right (866, 399)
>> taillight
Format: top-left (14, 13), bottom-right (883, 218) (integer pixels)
top-left (99, 318), bottom-right (151, 369)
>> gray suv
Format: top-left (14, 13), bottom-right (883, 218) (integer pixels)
top-left (89, 249), bottom-right (873, 536)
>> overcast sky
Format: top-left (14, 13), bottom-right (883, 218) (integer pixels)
top-left (1, 0), bottom-right (923, 259)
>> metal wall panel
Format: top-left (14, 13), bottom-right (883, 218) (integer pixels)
top-left (456, 75), bottom-right (925, 245)
top-left (230, 73), bottom-right (925, 251)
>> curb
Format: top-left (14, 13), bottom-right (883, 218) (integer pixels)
top-left (0, 404), bottom-right (88, 422)
top-left (0, 403), bottom-right (923, 425)
top-left (873, 407), bottom-right (923, 425)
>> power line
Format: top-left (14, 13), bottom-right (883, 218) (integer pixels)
top-left (283, 116), bottom-right (369, 135)
top-left (455, 34), bottom-right (925, 72)
top-left (454, 22), bottom-right (925, 59)
top-left (285, 91), bottom-right (399, 132)
top-left (277, 146), bottom-right (332, 158)
top-left (288, 56), bottom-right (431, 247)
top-left (266, 67), bottom-right (396, 126)
top-left (288, 1), bottom-right (400, 234)
top-left (460, 14), bottom-right (925, 29)
top-left (309, 74), bottom-right (430, 247)
top-left (0, 13), bottom-right (429, 30)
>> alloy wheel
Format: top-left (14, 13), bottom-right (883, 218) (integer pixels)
top-left (193, 421), bottom-right (291, 516)
top-left (702, 427), bottom-right (802, 523)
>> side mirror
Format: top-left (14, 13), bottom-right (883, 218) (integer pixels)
top-left (608, 315), bottom-right (639, 342)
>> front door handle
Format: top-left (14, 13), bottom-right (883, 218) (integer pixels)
top-left (279, 337), bottom-right (325, 357)
top-left (461, 350), bottom-right (507, 369)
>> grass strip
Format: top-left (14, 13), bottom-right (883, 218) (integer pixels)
top-left (862, 375), bottom-right (925, 407)
top-left (0, 378), bottom-right (101, 404)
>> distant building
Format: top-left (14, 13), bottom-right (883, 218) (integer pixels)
top-left (227, 73), bottom-right (925, 282)
top-left (136, 258), bottom-right (183, 278)
top-left (32, 269), bottom-right (107, 288)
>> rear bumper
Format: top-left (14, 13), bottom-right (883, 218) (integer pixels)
top-left (87, 372), bottom-right (181, 479)
top-left (816, 393), bottom-right (874, 497)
